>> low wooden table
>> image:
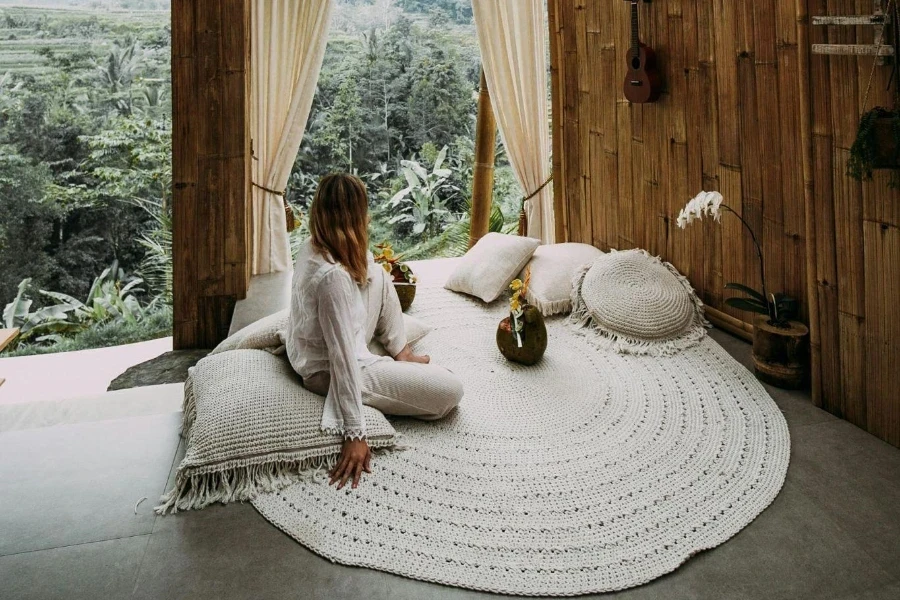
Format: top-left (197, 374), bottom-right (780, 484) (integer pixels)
top-left (0, 328), bottom-right (20, 388)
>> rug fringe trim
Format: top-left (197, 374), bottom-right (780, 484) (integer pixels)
top-left (568, 249), bottom-right (711, 357)
top-left (155, 439), bottom-right (401, 515)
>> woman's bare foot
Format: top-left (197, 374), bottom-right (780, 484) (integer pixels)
top-left (394, 344), bottom-right (430, 364)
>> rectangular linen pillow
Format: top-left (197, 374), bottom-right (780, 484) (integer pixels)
top-left (520, 243), bottom-right (604, 316)
top-left (156, 349), bottom-right (398, 514)
top-left (211, 309), bottom-right (431, 356)
top-left (444, 232), bottom-right (541, 302)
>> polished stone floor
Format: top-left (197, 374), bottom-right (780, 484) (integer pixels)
top-left (2, 327), bottom-right (899, 600)
top-left (4, 261), bottom-right (900, 600)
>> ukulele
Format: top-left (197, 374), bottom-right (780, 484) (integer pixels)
top-left (623, 0), bottom-right (662, 104)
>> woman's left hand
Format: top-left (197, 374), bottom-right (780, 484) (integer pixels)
top-left (329, 438), bottom-right (371, 489)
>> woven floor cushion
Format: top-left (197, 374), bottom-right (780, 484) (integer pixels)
top-left (156, 349), bottom-right (398, 514)
top-left (520, 243), bottom-right (604, 316)
top-left (570, 249), bottom-right (709, 356)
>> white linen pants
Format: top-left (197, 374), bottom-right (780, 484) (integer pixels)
top-left (302, 265), bottom-right (463, 421)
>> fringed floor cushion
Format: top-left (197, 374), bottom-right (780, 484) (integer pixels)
top-left (252, 269), bottom-right (790, 596)
top-left (571, 249), bottom-right (710, 357)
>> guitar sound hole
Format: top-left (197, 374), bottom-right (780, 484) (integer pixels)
top-left (631, 57), bottom-right (641, 70)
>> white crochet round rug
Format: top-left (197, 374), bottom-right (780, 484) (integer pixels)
top-left (252, 278), bottom-right (790, 596)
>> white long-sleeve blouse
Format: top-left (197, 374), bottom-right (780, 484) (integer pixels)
top-left (286, 240), bottom-right (389, 440)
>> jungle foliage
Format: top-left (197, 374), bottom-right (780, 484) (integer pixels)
top-left (0, 0), bottom-right (524, 355)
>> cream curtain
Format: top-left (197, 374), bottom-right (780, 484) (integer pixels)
top-left (472, 0), bottom-right (554, 243)
top-left (251, 0), bottom-right (334, 274)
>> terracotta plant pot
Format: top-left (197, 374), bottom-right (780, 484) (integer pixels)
top-left (393, 282), bottom-right (416, 312)
top-left (751, 315), bottom-right (809, 389)
top-left (497, 305), bottom-right (548, 366)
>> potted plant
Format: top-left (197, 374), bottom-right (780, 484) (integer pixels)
top-left (496, 268), bottom-right (547, 366)
top-left (677, 191), bottom-right (809, 389)
top-left (848, 106), bottom-right (900, 184)
top-left (373, 241), bottom-right (417, 312)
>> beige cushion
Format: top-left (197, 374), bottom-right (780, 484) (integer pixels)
top-left (520, 243), bottom-right (604, 316)
top-left (570, 249), bottom-right (709, 356)
top-left (156, 349), bottom-right (398, 514)
top-left (444, 233), bottom-right (541, 302)
top-left (212, 309), bottom-right (431, 356)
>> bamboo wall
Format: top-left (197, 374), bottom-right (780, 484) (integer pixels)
top-left (549, 0), bottom-right (900, 446)
top-left (172, 0), bottom-right (252, 349)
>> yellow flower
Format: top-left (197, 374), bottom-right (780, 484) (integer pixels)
top-left (382, 247), bottom-right (394, 260)
top-left (509, 279), bottom-right (523, 292)
top-left (510, 294), bottom-right (521, 312)
top-left (382, 262), bottom-right (392, 273)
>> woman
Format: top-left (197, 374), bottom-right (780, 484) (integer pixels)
top-left (287, 173), bottom-right (463, 491)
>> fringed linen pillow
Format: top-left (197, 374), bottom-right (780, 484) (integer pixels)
top-left (519, 243), bottom-right (604, 316)
top-left (570, 249), bottom-right (710, 356)
top-left (444, 232), bottom-right (541, 302)
top-left (156, 350), bottom-right (398, 514)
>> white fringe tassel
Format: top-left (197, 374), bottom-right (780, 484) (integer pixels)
top-left (568, 249), bottom-right (711, 358)
top-left (523, 290), bottom-right (572, 317)
top-left (155, 441), bottom-right (400, 515)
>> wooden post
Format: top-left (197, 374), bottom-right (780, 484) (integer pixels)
top-left (172, 0), bottom-right (251, 349)
top-left (469, 69), bottom-right (497, 248)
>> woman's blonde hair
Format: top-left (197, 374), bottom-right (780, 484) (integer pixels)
top-left (308, 173), bottom-right (370, 285)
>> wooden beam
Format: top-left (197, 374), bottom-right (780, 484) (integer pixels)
top-left (172, 0), bottom-right (251, 349)
top-left (0, 328), bottom-right (19, 353)
top-left (469, 69), bottom-right (497, 248)
top-left (812, 15), bottom-right (890, 26)
top-left (811, 44), bottom-right (894, 57)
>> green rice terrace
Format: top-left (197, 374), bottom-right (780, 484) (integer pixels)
top-left (0, 4), bottom-right (168, 78)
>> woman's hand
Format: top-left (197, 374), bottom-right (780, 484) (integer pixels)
top-left (329, 438), bottom-right (371, 489)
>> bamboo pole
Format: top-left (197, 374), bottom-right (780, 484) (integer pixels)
top-left (469, 69), bottom-right (497, 248)
top-left (705, 307), bottom-right (755, 343)
top-left (797, 0), bottom-right (822, 405)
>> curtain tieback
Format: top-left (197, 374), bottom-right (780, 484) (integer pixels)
top-left (518, 174), bottom-right (553, 237)
top-left (522, 174), bottom-right (553, 206)
top-left (253, 182), bottom-right (296, 233)
top-left (252, 181), bottom-right (286, 197)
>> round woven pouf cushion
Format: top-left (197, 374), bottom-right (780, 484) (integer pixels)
top-left (251, 282), bottom-right (790, 596)
top-left (571, 249), bottom-right (709, 356)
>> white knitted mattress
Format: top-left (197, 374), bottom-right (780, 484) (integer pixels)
top-left (252, 257), bottom-right (790, 596)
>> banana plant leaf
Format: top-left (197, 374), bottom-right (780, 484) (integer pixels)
top-left (3, 278), bottom-right (33, 328)
top-left (39, 290), bottom-right (86, 309)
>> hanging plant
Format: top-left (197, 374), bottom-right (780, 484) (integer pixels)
top-left (848, 106), bottom-right (900, 185)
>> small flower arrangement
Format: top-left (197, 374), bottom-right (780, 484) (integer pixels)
top-left (373, 241), bottom-right (417, 284)
top-left (677, 191), bottom-right (797, 327)
top-left (508, 268), bottom-right (531, 347)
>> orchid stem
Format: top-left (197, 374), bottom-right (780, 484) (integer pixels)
top-left (721, 205), bottom-right (768, 305)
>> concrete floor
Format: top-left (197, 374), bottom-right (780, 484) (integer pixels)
top-left (0, 337), bottom-right (172, 405)
top-left (2, 269), bottom-right (899, 599)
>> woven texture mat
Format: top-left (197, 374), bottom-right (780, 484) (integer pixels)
top-left (252, 273), bottom-right (790, 596)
